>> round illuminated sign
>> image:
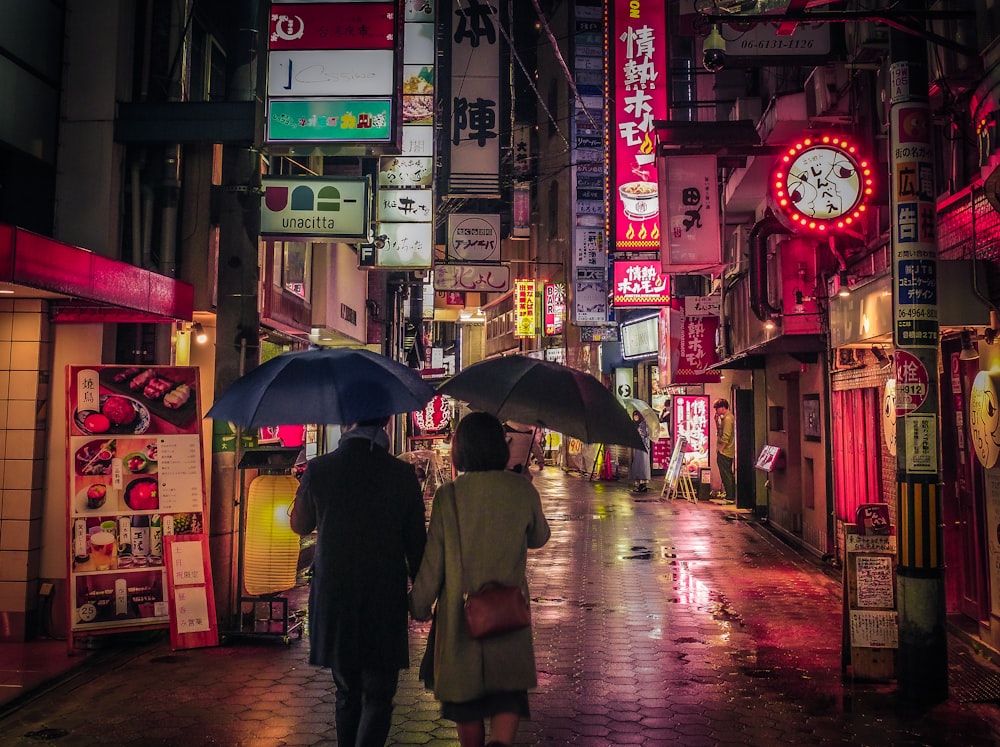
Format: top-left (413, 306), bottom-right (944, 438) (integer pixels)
top-left (769, 135), bottom-right (875, 234)
top-left (970, 371), bottom-right (1000, 469)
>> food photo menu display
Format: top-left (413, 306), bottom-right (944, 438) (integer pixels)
top-left (66, 365), bottom-right (207, 634)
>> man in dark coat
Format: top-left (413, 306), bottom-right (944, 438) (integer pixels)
top-left (291, 415), bottom-right (426, 747)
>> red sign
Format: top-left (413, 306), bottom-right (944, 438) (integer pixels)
top-left (544, 283), bottom-right (566, 336)
top-left (673, 395), bottom-right (710, 478)
top-left (412, 395), bottom-right (451, 432)
top-left (613, 260), bottom-right (670, 306)
top-left (269, 3), bottom-right (396, 50)
top-left (611, 0), bottom-right (667, 251)
top-left (894, 349), bottom-right (929, 416)
top-left (676, 315), bottom-right (721, 384)
top-left (769, 134), bottom-right (875, 234)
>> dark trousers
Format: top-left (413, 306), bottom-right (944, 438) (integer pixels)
top-left (717, 452), bottom-right (736, 501)
top-left (331, 666), bottom-right (399, 747)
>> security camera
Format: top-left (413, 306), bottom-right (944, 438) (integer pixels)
top-left (703, 25), bottom-right (726, 73)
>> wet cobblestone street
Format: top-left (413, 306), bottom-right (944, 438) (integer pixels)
top-left (4, 468), bottom-right (1000, 745)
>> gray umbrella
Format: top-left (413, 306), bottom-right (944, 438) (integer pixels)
top-left (437, 355), bottom-right (645, 450)
top-left (206, 348), bottom-right (434, 428)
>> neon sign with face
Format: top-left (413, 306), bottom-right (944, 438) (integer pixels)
top-left (770, 135), bottom-right (875, 234)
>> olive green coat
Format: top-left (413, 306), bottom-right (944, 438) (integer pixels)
top-left (409, 470), bottom-right (550, 703)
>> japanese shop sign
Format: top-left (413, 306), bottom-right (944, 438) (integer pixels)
top-left (261, 177), bottom-right (369, 238)
top-left (412, 395), bottom-right (451, 432)
top-left (269, 3), bottom-right (396, 50)
top-left (620, 313), bottom-right (658, 361)
top-left (673, 395), bottom-right (710, 478)
top-left (613, 260), bottom-right (670, 307)
top-left (267, 50), bottom-right (395, 97)
top-left (572, 281), bottom-right (609, 325)
top-left (67, 365), bottom-right (211, 644)
top-left (676, 315), bottom-right (721, 383)
top-left (515, 279), bottom-right (536, 338)
top-left (893, 350), bottom-right (929, 416)
top-left (377, 188), bottom-right (433, 223)
top-left (544, 283), bottom-right (566, 336)
top-left (447, 214), bottom-right (501, 262)
top-left (769, 134), bottom-right (875, 235)
top-left (267, 98), bottom-right (392, 143)
top-left (433, 263), bottom-right (511, 293)
top-left (970, 371), bottom-right (1000, 469)
top-left (447, 0), bottom-right (500, 196)
top-left (661, 155), bottom-right (722, 271)
top-left (374, 222), bottom-right (433, 268)
top-left (890, 84), bottom-right (940, 350)
top-left (612, 0), bottom-right (667, 251)
top-left (379, 156), bottom-right (433, 187)
top-left (574, 227), bottom-right (606, 277)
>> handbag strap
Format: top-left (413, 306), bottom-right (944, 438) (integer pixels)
top-left (449, 482), bottom-right (471, 596)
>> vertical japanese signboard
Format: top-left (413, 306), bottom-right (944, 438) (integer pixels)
top-left (571, 1), bottom-right (608, 328)
top-left (66, 365), bottom-right (212, 647)
top-left (544, 283), bottom-right (566, 336)
top-left (661, 155), bottom-right (721, 272)
top-left (514, 279), bottom-right (536, 338)
top-left (611, 0), bottom-right (667, 253)
top-left (673, 395), bottom-right (710, 479)
top-left (447, 0), bottom-right (500, 196)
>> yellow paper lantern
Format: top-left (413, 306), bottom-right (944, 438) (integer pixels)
top-left (244, 474), bottom-right (301, 596)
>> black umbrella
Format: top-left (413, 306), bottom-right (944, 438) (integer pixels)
top-left (437, 356), bottom-right (645, 450)
top-left (205, 348), bottom-right (434, 428)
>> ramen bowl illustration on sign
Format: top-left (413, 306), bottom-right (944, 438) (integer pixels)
top-left (619, 181), bottom-right (659, 221)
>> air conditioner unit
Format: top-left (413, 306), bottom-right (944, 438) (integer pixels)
top-left (844, 19), bottom-right (888, 64)
top-left (729, 97), bottom-right (763, 126)
top-left (805, 64), bottom-right (850, 121)
top-left (727, 226), bottom-right (750, 268)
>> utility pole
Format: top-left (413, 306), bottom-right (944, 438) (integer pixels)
top-left (889, 0), bottom-right (948, 703)
top-left (210, 0), bottom-right (266, 628)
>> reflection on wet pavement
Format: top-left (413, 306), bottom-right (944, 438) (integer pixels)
top-left (2, 469), bottom-right (1000, 745)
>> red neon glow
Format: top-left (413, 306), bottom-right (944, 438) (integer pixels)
top-left (768, 135), bottom-right (875, 234)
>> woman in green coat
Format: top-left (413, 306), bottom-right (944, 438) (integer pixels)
top-left (410, 412), bottom-right (551, 747)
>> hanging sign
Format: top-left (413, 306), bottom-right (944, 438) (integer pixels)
top-left (661, 155), bottom-right (721, 271)
top-left (514, 279), bottom-right (537, 338)
top-left (261, 177), bottom-right (369, 238)
top-left (268, 3), bottom-right (396, 51)
top-left (447, 214), bottom-right (501, 262)
top-left (612, 0), bottom-right (667, 251)
top-left (769, 134), bottom-right (875, 234)
top-left (613, 260), bottom-right (670, 307)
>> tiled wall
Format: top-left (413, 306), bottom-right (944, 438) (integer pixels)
top-left (0, 300), bottom-right (51, 641)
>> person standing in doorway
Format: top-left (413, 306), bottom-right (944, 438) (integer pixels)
top-left (714, 398), bottom-right (736, 503)
top-left (291, 415), bottom-right (427, 747)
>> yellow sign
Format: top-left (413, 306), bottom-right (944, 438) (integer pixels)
top-left (514, 279), bottom-right (536, 338)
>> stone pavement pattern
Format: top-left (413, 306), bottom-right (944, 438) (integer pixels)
top-left (4, 469), bottom-right (1000, 745)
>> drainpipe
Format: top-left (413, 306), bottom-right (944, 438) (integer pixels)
top-left (749, 211), bottom-right (791, 322)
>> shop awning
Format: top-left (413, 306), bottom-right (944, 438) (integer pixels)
top-left (0, 224), bottom-right (193, 323)
top-left (708, 333), bottom-right (825, 370)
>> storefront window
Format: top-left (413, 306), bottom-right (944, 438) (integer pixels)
top-left (280, 242), bottom-right (310, 300)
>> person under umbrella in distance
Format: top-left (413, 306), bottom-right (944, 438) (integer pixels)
top-left (629, 410), bottom-right (651, 492)
top-left (291, 414), bottom-right (427, 747)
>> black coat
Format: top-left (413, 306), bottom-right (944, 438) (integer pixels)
top-left (291, 437), bottom-right (426, 671)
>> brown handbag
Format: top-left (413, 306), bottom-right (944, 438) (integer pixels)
top-left (464, 581), bottom-right (531, 639)
top-left (451, 485), bottom-right (532, 639)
